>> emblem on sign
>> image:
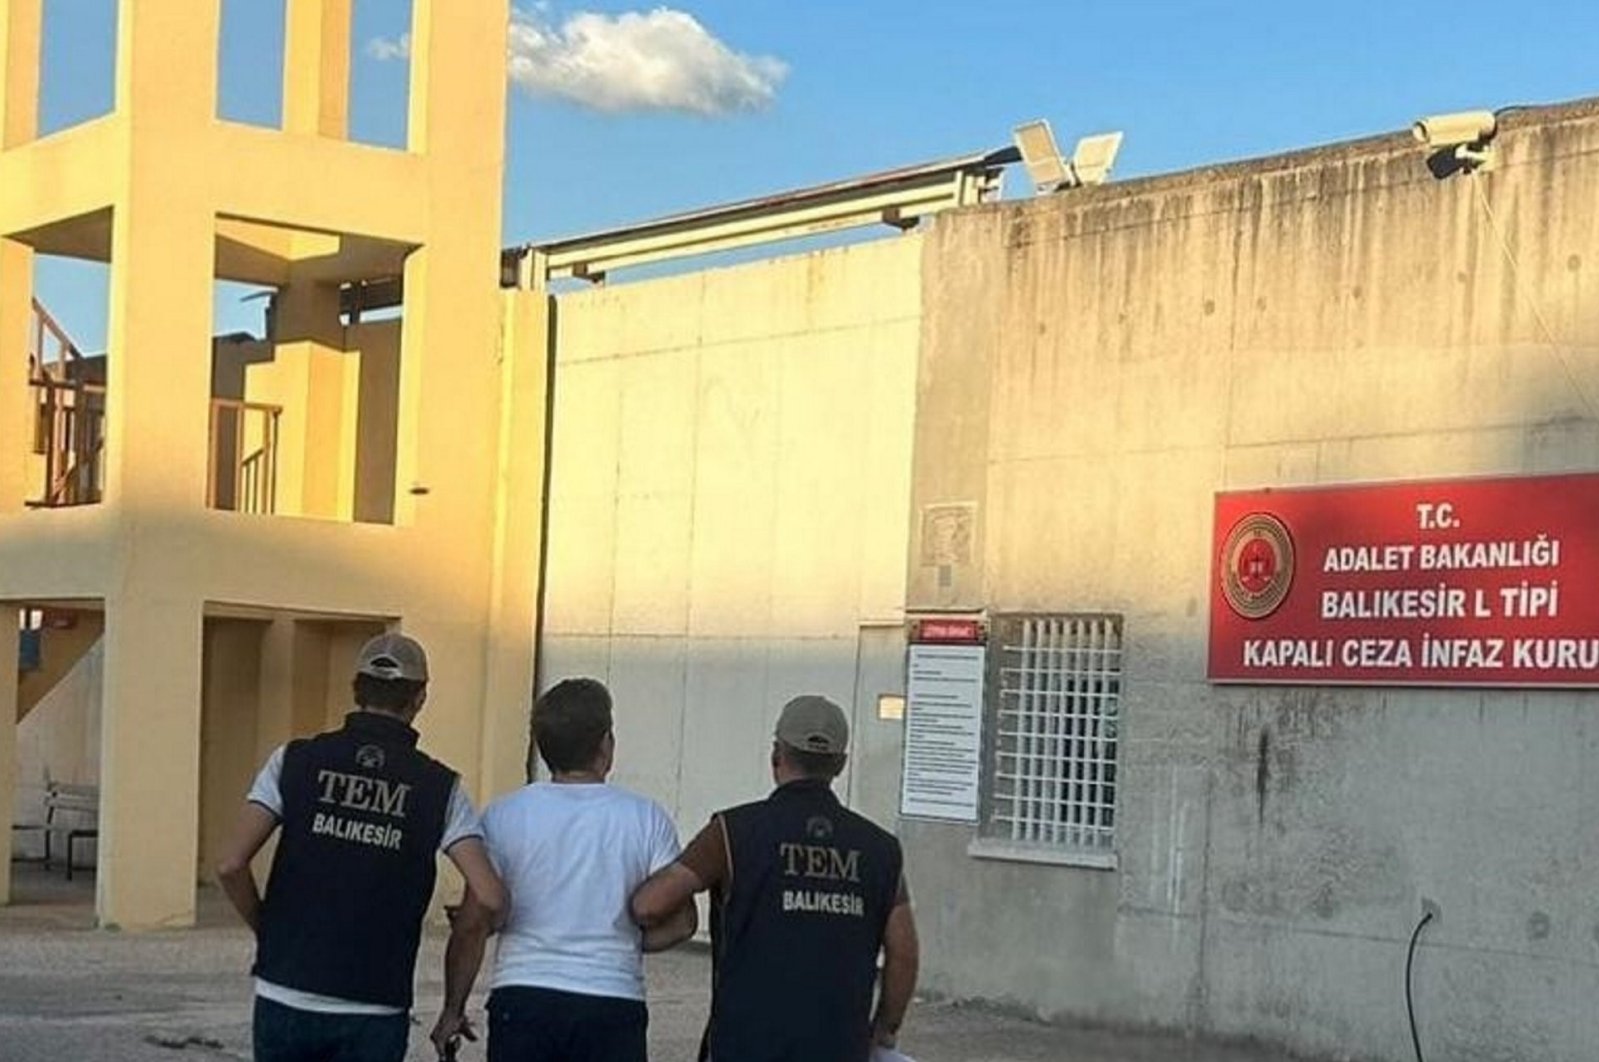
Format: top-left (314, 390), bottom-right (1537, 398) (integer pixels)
top-left (1221, 512), bottom-right (1295, 620)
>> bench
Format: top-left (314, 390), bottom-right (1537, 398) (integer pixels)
top-left (28, 782), bottom-right (99, 880)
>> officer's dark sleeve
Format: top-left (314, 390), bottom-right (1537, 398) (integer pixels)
top-left (677, 815), bottom-right (730, 891)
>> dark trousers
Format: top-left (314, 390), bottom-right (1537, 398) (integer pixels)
top-left (488, 986), bottom-right (648, 1062)
top-left (253, 996), bottom-right (409, 1062)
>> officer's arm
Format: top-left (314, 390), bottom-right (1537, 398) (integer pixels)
top-left (871, 895), bottom-right (920, 1048)
top-left (641, 893), bottom-right (699, 952)
top-left (633, 815), bottom-right (725, 927)
top-left (215, 803), bottom-right (279, 934)
top-left (444, 837), bottom-right (508, 930)
top-left (631, 863), bottom-right (705, 928)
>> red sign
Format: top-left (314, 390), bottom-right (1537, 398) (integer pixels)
top-left (1209, 474), bottom-right (1599, 686)
top-left (914, 617), bottom-right (985, 644)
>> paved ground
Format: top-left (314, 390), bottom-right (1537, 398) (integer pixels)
top-left (0, 865), bottom-right (1292, 1062)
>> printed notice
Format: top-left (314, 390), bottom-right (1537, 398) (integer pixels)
top-left (900, 644), bottom-right (984, 822)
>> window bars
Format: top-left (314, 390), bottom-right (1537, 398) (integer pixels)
top-left (987, 614), bottom-right (1122, 853)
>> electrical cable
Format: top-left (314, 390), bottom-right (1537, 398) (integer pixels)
top-left (1468, 170), bottom-right (1599, 421)
top-left (1405, 910), bottom-right (1435, 1062)
top-left (1493, 103), bottom-right (1563, 117)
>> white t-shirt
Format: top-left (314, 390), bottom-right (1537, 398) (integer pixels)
top-left (245, 742), bottom-right (483, 1015)
top-left (485, 782), bottom-right (681, 1002)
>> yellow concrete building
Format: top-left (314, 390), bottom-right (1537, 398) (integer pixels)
top-left (0, 0), bottom-right (545, 929)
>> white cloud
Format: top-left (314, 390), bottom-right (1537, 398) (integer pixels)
top-left (365, 33), bottom-right (410, 62)
top-left (367, 7), bottom-right (788, 117)
top-left (507, 6), bottom-right (787, 115)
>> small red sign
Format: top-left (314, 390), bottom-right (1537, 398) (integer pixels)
top-left (915, 617), bottom-right (984, 644)
top-left (1210, 473), bottom-right (1599, 686)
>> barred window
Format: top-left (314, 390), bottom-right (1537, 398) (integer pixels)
top-left (981, 614), bottom-right (1122, 863)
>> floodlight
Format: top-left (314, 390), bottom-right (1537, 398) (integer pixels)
top-left (1069, 132), bottom-right (1123, 186)
top-left (1013, 120), bottom-right (1070, 193)
top-left (1013, 121), bottom-right (1125, 193)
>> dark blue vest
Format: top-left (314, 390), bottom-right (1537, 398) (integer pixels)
top-left (253, 711), bottom-right (456, 1008)
top-left (704, 780), bottom-right (902, 1062)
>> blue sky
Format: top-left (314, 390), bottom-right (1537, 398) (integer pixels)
top-left (28, 0), bottom-right (1599, 348)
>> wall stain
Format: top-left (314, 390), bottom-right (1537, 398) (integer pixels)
top-left (1255, 727), bottom-right (1271, 826)
top-left (1312, 882), bottom-right (1338, 920)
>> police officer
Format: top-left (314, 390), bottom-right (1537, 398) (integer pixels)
top-left (217, 632), bottom-right (507, 1062)
top-left (631, 695), bottom-right (920, 1062)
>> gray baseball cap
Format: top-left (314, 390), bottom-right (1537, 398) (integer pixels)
top-left (355, 633), bottom-right (429, 682)
top-left (776, 695), bottom-right (850, 755)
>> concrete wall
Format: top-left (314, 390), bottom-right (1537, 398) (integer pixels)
top-left (17, 612), bottom-right (103, 721)
top-left (904, 102), bottom-right (1599, 1061)
top-left (540, 236), bottom-right (922, 834)
top-left (14, 639), bottom-right (102, 862)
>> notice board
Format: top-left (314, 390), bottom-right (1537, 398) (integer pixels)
top-left (1210, 473), bottom-right (1599, 686)
top-left (900, 643), bottom-right (985, 822)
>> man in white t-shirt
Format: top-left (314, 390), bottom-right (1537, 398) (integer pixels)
top-left (216, 633), bottom-right (506, 1062)
top-left (431, 677), bottom-right (697, 1062)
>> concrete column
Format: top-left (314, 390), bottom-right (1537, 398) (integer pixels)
top-left (0, 239), bottom-right (33, 514)
top-left (0, 2), bottom-right (41, 516)
top-left (0, 603), bottom-right (18, 904)
top-left (394, 0), bottom-right (508, 530)
top-left (274, 279), bottom-right (351, 520)
top-left (479, 290), bottom-right (550, 796)
top-left (257, 618), bottom-right (333, 756)
top-left (0, 0), bottom-right (42, 150)
top-left (256, 618), bottom-right (297, 755)
top-left (94, 0), bottom-right (220, 930)
top-left (250, 617), bottom-right (334, 880)
top-left (106, 0), bottom-right (220, 512)
top-left (283, 0), bottom-right (351, 139)
top-left (96, 591), bottom-right (204, 929)
top-left (393, 0), bottom-right (513, 794)
top-left (198, 619), bottom-right (263, 877)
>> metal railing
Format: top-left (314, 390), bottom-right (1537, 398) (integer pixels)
top-left (29, 297), bottom-right (83, 377)
top-left (28, 378), bottom-right (105, 508)
top-left (208, 399), bottom-right (282, 515)
top-left (27, 393), bottom-right (284, 513)
top-left (25, 298), bottom-right (104, 508)
top-left (24, 301), bottom-right (285, 514)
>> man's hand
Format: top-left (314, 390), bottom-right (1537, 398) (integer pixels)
top-left (429, 1009), bottom-right (477, 1060)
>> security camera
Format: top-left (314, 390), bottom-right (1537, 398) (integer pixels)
top-left (1411, 110), bottom-right (1496, 149)
top-left (1412, 109), bottom-right (1496, 174)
